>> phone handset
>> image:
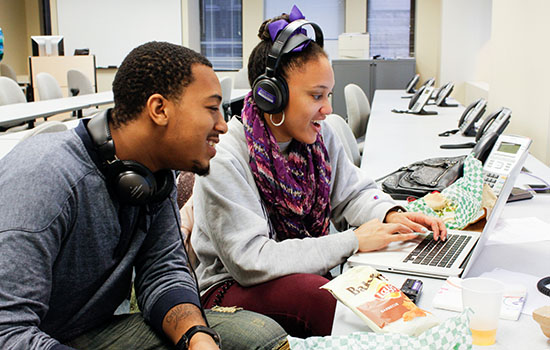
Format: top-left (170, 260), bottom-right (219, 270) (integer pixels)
top-left (408, 85), bottom-right (426, 110)
top-left (458, 98), bottom-right (487, 136)
top-left (405, 74), bottom-right (420, 94)
top-left (390, 85), bottom-right (438, 115)
top-left (434, 82), bottom-right (458, 107)
top-left (403, 75), bottom-right (432, 98)
top-left (422, 78), bottom-right (435, 89)
top-left (475, 107), bottom-right (511, 141)
top-left (440, 106), bottom-right (511, 150)
top-left (471, 130), bottom-right (499, 163)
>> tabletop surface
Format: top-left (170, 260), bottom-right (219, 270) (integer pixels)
top-left (333, 90), bottom-right (550, 349)
top-left (0, 91), bottom-right (114, 127)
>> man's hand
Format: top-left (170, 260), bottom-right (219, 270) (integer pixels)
top-left (384, 210), bottom-right (447, 241)
top-left (188, 333), bottom-right (220, 350)
top-left (163, 304), bottom-right (219, 350)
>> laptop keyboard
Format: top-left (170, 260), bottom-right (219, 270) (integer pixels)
top-left (402, 233), bottom-right (472, 268)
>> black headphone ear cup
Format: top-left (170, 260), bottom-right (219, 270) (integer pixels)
top-left (113, 160), bottom-right (157, 205)
top-left (149, 169), bottom-right (175, 204)
top-left (252, 75), bottom-right (288, 114)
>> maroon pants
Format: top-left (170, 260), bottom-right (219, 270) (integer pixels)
top-left (201, 273), bottom-right (336, 338)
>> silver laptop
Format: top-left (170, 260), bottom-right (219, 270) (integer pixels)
top-left (347, 134), bottom-right (532, 279)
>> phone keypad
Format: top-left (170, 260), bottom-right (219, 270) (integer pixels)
top-left (483, 171), bottom-right (507, 196)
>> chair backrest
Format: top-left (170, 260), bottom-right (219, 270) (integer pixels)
top-left (234, 66), bottom-right (250, 89)
top-left (0, 63), bottom-right (18, 82)
top-left (219, 76), bottom-right (233, 105)
top-left (324, 113), bottom-right (361, 167)
top-left (0, 77), bottom-right (27, 106)
top-left (176, 171), bottom-right (196, 209)
top-left (35, 72), bottom-right (63, 100)
top-left (19, 120), bottom-right (68, 142)
top-left (219, 76), bottom-right (233, 119)
top-left (67, 69), bottom-right (95, 96)
top-left (344, 83), bottom-right (371, 139)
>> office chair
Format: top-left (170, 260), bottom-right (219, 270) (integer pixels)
top-left (0, 76), bottom-right (30, 132)
top-left (35, 72), bottom-right (83, 121)
top-left (233, 67), bottom-right (250, 89)
top-left (344, 83), bottom-right (371, 153)
top-left (0, 63), bottom-right (18, 82)
top-left (0, 76), bottom-right (26, 106)
top-left (324, 114), bottom-right (361, 167)
top-left (219, 76), bottom-right (233, 120)
top-left (67, 69), bottom-right (95, 96)
top-left (35, 72), bottom-right (63, 101)
top-left (176, 171), bottom-right (198, 268)
top-left (176, 171), bottom-right (195, 209)
top-left (67, 69), bottom-right (100, 117)
top-left (19, 120), bottom-right (68, 142)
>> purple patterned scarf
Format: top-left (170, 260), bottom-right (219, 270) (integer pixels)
top-left (242, 92), bottom-right (332, 241)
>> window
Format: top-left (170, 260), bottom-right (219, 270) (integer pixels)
top-left (367, 0), bottom-right (415, 58)
top-left (200, 0), bottom-right (242, 71)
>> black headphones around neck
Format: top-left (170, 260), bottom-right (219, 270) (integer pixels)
top-left (86, 111), bottom-right (173, 206)
top-left (252, 19), bottom-right (324, 114)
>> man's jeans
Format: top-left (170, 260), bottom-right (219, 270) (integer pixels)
top-left (65, 309), bottom-right (288, 350)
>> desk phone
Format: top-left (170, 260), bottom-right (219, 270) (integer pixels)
top-left (483, 134), bottom-right (532, 196)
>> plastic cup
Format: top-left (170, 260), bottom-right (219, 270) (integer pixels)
top-left (461, 277), bottom-right (504, 346)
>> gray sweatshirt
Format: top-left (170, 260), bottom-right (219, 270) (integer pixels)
top-left (192, 119), bottom-right (398, 292)
top-left (0, 120), bottom-right (200, 350)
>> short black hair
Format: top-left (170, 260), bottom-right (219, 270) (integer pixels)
top-left (112, 41), bottom-right (212, 127)
top-left (248, 14), bottom-right (327, 88)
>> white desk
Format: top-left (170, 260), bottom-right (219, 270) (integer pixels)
top-left (361, 90), bottom-right (473, 180)
top-left (1, 90), bottom-right (248, 158)
top-left (333, 90), bottom-right (550, 349)
top-left (0, 119), bottom-right (80, 159)
top-left (230, 88), bottom-right (249, 103)
top-left (0, 91), bottom-right (113, 128)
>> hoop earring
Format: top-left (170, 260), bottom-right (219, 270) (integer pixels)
top-left (269, 112), bottom-right (285, 127)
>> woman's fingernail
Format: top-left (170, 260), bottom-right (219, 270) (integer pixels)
top-left (421, 227), bottom-right (429, 233)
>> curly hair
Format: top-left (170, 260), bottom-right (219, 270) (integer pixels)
top-left (247, 14), bottom-right (327, 88)
top-left (112, 41), bottom-right (212, 127)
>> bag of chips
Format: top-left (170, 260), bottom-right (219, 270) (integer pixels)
top-left (321, 266), bottom-right (439, 336)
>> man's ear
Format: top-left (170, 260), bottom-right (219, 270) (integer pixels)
top-left (146, 93), bottom-right (169, 126)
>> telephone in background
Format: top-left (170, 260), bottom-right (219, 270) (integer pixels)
top-left (392, 83), bottom-right (438, 115)
top-left (405, 74), bottom-right (420, 94)
top-left (440, 106), bottom-right (511, 150)
top-left (476, 133), bottom-right (532, 197)
top-left (428, 82), bottom-right (458, 107)
top-left (439, 98), bottom-right (487, 137)
top-left (404, 75), bottom-right (434, 96)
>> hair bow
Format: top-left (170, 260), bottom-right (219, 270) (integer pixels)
top-left (267, 5), bottom-right (309, 52)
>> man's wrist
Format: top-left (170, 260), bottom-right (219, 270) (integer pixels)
top-left (176, 325), bottom-right (221, 350)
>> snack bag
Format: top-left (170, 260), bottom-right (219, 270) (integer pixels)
top-left (321, 266), bottom-right (439, 336)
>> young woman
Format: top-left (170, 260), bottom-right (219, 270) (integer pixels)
top-left (191, 7), bottom-right (446, 338)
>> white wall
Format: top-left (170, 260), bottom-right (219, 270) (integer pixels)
top-left (346, 0), bottom-right (367, 33)
top-left (431, 0), bottom-right (550, 164)
top-left (0, 0), bottom-right (41, 76)
top-left (439, 0), bottom-right (492, 104)
top-left (488, 0), bottom-right (550, 164)
top-left (414, 0), bottom-right (441, 88)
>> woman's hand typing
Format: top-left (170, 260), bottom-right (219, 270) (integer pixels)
top-left (353, 218), bottom-right (418, 252)
top-left (385, 211), bottom-right (447, 241)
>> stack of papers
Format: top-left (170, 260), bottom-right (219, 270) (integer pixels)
top-left (487, 217), bottom-right (550, 245)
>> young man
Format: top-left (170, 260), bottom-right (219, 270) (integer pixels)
top-left (0, 42), bottom-right (287, 350)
